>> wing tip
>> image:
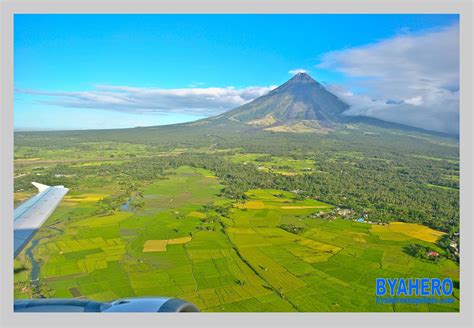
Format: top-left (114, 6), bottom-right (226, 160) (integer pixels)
top-left (31, 182), bottom-right (50, 192)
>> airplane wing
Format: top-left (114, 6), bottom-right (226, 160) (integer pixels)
top-left (14, 182), bottom-right (69, 257)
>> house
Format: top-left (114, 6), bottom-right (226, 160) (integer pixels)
top-left (337, 209), bottom-right (353, 217)
top-left (427, 251), bottom-right (439, 257)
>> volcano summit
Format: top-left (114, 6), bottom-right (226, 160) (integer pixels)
top-left (207, 72), bottom-right (350, 132)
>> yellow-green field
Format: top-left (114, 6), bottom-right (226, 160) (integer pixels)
top-left (374, 222), bottom-right (445, 243)
top-left (143, 237), bottom-right (193, 252)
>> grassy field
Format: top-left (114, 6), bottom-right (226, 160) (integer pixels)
top-left (14, 165), bottom-right (459, 311)
top-left (226, 153), bottom-right (317, 176)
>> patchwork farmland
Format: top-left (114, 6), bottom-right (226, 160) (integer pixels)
top-left (14, 164), bottom-right (459, 312)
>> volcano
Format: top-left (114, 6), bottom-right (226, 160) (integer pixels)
top-left (208, 72), bottom-right (349, 132)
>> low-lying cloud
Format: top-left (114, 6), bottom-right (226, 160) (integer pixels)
top-left (289, 68), bottom-right (309, 75)
top-left (318, 24), bottom-right (459, 134)
top-left (17, 84), bottom-right (276, 117)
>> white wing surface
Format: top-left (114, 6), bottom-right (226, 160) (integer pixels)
top-left (14, 182), bottom-right (69, 257)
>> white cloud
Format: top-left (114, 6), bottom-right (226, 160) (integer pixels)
top-left (404, 96), bottom-right (423, 106)
top-left (288, 68), bottom-right (309, 75)
top-left (318, 24), bottom-right (459, 134)
top-left (17, 84), bottom-right (276, 116)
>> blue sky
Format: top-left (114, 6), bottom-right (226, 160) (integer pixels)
top-left (14, 14), bottom-right (459, 132)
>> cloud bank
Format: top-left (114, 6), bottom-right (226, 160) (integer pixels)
top-left (17, 84), bottom-right (276, 117)
top-left (318, 24), bottom-right (459, 134)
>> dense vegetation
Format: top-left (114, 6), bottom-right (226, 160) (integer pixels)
top-left (404, 244), bottom-right (444, 263)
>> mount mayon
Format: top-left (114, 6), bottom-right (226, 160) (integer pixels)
top-left (185, 72), bottom-right (438, 135)
top-left (212, 72), bottom-right (349, 132)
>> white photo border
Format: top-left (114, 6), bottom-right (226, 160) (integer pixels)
top-left (1, 1), bottom-right (472, 327)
